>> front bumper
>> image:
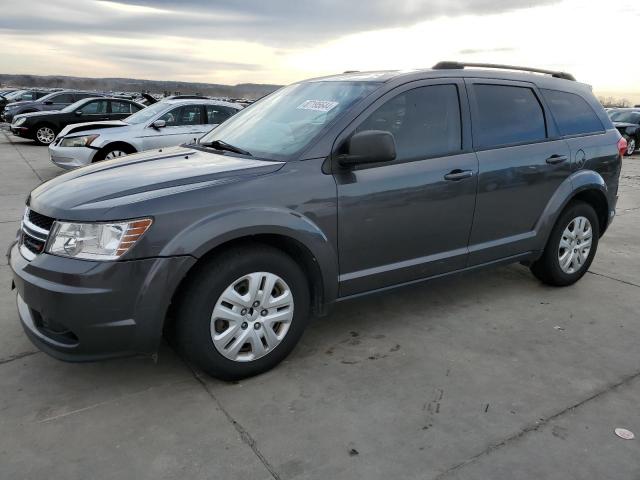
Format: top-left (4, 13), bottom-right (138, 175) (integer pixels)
top-left (3, 111), bottom-right (16, 123)
top-left (8, 242), bottom-right (195, 361)
top-left (10, 125), bottom-right (30, 138)
top-left (49, 144), bottom-right (97, 170)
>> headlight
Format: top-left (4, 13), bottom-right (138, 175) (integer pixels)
top-left (60, 134), bottom-right (99, 147)
top-left (46, 218), bottom-right (152, 260)
top-left (13, 117), bottom-right (26, 126)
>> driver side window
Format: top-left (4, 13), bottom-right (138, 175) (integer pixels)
top-left (158, 105), bottom-right (203, 126)
top-left (356, 84), bottom-right (462, 162)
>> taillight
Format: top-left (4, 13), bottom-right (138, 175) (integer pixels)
top-left (618, 136), bottom-right (628, 157)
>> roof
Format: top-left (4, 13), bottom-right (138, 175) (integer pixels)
top-left (308, 63), bottom-right (589, 92)
top-left (162, 98), bottom-right (244, 109)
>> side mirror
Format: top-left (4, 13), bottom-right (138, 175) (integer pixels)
top-left (152, 119), bottom-right (166, 129)
top-left (75, 110), bottom-right (83, 116)
top-left (43, 100), bottom-right (53, 105)
top-left (338, 130), bottom-right (396, 166)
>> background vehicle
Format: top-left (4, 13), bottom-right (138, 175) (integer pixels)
top-left (610, 109), bottom-right (640, 155)
top-left (2, 90), bottom-right (106, 123)
top-left (49, 98), bottom-right (242, 168)
top-left (11, 97), bottom-right (144, 145)
top-left (10, 63), bottom-right (622, 380)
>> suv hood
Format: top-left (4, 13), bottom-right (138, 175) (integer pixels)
top-left (613, 122), bottom-right (637, 129)
top-left (15, 110), bottom-right (62, 120)
top-left (58, 120), bottom-right (129, 137)
top-left (28, 146), bottom-right (284, 219)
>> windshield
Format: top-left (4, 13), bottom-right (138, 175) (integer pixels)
top-left (611, 111), bottom-right (640, 124)
top-left (124, 101), bottom-right (166, 124)
top-left (199, 81), bottom-right (381, 160)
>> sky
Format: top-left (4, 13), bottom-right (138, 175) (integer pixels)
top-left (0, 0), bottom-right (639, 102)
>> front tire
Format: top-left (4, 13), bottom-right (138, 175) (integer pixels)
top-left (530, 201), bottom-right (599, 286)
top-left (34, 125), bottom-right (56, 145)
top-left (174, 244), bottom-right (310, 380)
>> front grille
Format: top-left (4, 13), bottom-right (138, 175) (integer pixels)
top-left (20, 207), bottom-right (53, 260)
top-left (28, 210), bottom-right (54, 230)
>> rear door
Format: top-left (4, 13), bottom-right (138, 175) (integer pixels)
top-left (205, 105), bottom-right (238, 133)
top-left (465, 80), bottom-right (571, 265)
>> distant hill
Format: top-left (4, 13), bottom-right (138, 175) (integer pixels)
top-left (0, 73), bottom-right (282, 99)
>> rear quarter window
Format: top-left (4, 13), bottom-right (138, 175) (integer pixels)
top-left (472, 84), bottom-right (546, 149)
top-left (541, 89), bottom-right (604, 136)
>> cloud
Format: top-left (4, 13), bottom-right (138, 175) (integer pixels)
top-left (0, 0), bottom-right (561, 46)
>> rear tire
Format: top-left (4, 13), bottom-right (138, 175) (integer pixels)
top-left (174, 244), bottom-right (310, 380)
top-left (530, 201), bottom-right (599, 286)
top-left (624, 136), bottom-right (636, 156)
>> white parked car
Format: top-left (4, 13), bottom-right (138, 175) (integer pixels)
top-left (48, 99), bottom-right (243, 169)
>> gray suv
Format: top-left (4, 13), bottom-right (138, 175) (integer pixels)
top-left (2, 90), bottom-right (106, 123)
top-left (8, 63), bottom-right (623, 380)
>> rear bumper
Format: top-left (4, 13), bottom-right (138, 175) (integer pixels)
top-left (8, 242), bottom-right (196, 361)
top-left (49, 144), bottom-right (97, 169)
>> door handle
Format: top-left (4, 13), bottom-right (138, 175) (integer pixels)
top-left (444, 169), bottom-right (474, 181)
top-left (545, 154), bottom-right (568, 165)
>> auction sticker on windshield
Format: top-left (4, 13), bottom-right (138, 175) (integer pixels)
top-left (297, 100), bottom-right (339, 112)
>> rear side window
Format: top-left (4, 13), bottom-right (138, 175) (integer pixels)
top-left (111, 100), bottom-right (133, 114)
top-left (356, 84), bottom-right (462, 162)
top-left (206, 105), bottom-right (237, 124)
top-left (541, 89), bottom-right (604, 136)
top-left (472, 84), bottom-right (546, 148)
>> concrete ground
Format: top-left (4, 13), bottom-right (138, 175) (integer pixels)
top-left (0, 126), bottom-right (639, 480)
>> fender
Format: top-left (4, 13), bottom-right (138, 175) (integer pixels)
top-left (158, 206), bottom-right (339, 304)
top-left (534, 169), bottom-right (608, 252)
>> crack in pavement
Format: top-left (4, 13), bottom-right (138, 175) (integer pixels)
top-left (0, 350), bottom-right (40, 365)
top-left (587, 270), bottom-right (640, 289)
top-left (184, 361), bottom-right (282, 480)
top-left (433, 369), bottom-right (640, 479)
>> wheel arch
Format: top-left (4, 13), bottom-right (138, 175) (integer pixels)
top-left (162, 209), bottom-right (338, 326)
top-left (95, 141), bottom-right (137, 161)
top-left (536, 170), bottom-right (610, 251)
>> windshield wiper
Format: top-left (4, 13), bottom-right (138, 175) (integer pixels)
top-left (200, 139), bottom-right (252, 156)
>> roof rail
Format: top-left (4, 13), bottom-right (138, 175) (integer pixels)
top-left (432, 61), bottom-right (576, 81)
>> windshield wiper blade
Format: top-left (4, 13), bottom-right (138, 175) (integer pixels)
top-left (201, 139), bottom-right (252, 156)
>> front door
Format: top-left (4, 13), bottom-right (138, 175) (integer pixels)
top-left (142, 104), bottom-right (207, 149)
top-left (334, 80), bottom-right (478, 296)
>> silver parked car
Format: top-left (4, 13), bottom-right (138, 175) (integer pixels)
top-left (48, 99), bottom-right (243, 169)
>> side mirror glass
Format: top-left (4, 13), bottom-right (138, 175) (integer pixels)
top-left (338, 130), bottom-right (396, 166)
top-left (152, 119), bottom-right (166, 129)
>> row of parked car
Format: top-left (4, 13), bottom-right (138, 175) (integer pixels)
top-left (0, 88), bottom-right (244, 169)
top-left (607, 107), bottom-right (640, 156)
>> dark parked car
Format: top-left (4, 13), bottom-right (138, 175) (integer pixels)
top-left (10, 97), bottom-right (145, 145)
top-left (8, 62), bottom-right (623, 380)
top-left (0, 90), bottom-right (49, 113)
top-left (609, 109), bottom-right (640, 155)
top-left (2, 90), bottom-right (107, 123)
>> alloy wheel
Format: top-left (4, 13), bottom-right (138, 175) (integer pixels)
top-left (36, 127), bottom-right (55, 145)
top-left (104, 150), bottom-right (128, 160)
top-left (627, 139), bottom-right (636, 156)
top-left (210, 272), bottom-right (294, 362)
top-left (558, 216), bottom-right (592, 274)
